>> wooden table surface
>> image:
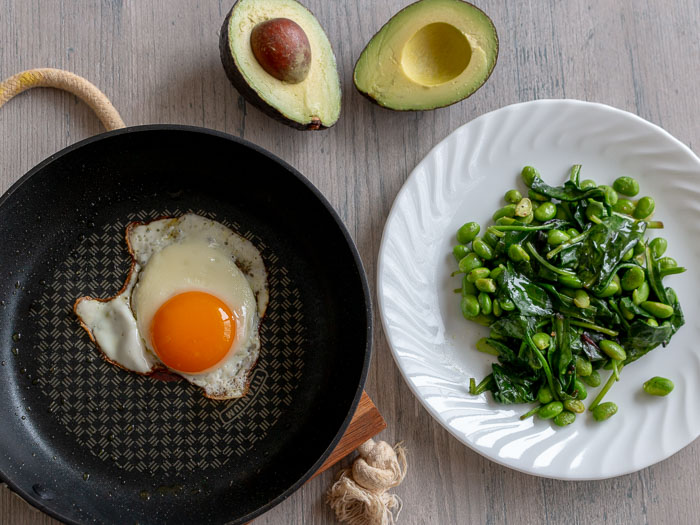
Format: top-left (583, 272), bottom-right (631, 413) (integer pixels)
top-left (1, 1), bottom-right (699, 524)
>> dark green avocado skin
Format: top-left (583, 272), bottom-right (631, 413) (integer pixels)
top-left (219, 5), bottom-right (325, 131)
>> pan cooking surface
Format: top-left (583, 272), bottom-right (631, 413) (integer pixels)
top-left (0, 126), bottom-right (370, 524)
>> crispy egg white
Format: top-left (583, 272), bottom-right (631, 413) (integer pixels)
top-left (74, 214), bottom-right (268, 399)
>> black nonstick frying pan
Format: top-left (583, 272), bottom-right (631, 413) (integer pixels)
top-left (0, 125), bottom-right (372, 524)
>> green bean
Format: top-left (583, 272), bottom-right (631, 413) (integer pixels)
top-left (537, 385), bottom-right (554, 404)
top-left (475, 278), bottom-right (497, 294)
top-left (599, 185), bottom-right (618, 206)
top-left (643, 376), bottom-right (674, 396)
top-left (553, 411), bottom-right (576, 427)
top-left (569, 320), bottom-right (618, 337)
top-left (504, 189), bottom-right (522, 204)
top-left (613, 176), bottom-right (640, 197)
top-left (508, 244), bottom-right (530, 262)
top-left (640, 301), bottom-right (674, 319)
top-left (658, 256), bottom-right (677, 269)
top-left (632, 281), bottom-right (650, 305)
top-left (467, 267), bottom-right (490, 283)
top-left (460, 294), bottom-right (480, 318)
top-left (461, 275), bottom-right (477, 296)
top-left (575, 356), bottom-right (593, 377)
top-left (563, 399), bottom-right (585, 414)
top-left (457, 222), bottom-right (480, 244)
top-left (472, 238), bottom-right (494, 260)
top-left (579, 179), bottom-right (597, 190)
top-left (514, 198), bottom-right (533, 218)
top-left (649, 237), bottom-right (668, 258)
top-left (547, 229), bottom-right (570, 246)
top-left (538, 401), bottom-right (564, 420)
top-left (453, 244), bottom-right (470, 261)
top-left (532, 332), bottom-right (552, 351)
top-left (613, 198), bottom-right (636, 215)
top-left (499, 298), bottom-right (515, 312)
top-left (621, 266), bottom-right (645, 291)
top-left (573, 379), bottom-right (588, 400)
top-left (521, 166), bottom-right (541, 187)
top-left (478, 292), bottom-right (492, 315)
top-left (633, 196), bottom-right (655, 219)
top-left (534, 202), bottom-right (557, 222)
top-left (599, 340), bottom-right (627, 361)
top-left (493, 204), bottom-right (517, 222)
top-left (458, 253), bottom-right (483, 274)
top-left (475, 337), bottom-right (499, 356)
top-left (574, 290), bottom-right (590, 308)
top-left (659, 266), bottom-right (686, 278)
top-left (520, 404), bottom-right (542, 420)
top-left (592, 402), bottom-right (618, 422)
top-left (582, 370), bottom-right (602, 387)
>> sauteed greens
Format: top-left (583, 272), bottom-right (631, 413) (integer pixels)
top-left (454, 166), bottom-right (685, 426)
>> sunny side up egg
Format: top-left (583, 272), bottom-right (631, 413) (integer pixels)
top-left (74, 214), bottom-right (269, 399)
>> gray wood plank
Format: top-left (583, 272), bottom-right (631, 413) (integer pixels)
top-left (1, 1), bottom-right (699, 524)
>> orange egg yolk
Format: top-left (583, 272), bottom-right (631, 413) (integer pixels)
top-left (150, 291), bottom-right (236, 374)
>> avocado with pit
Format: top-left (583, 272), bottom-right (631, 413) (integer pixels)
top-left (220, 0), bottom-right (341, 130)
top-left (354, 0), bottom-right (498, 111)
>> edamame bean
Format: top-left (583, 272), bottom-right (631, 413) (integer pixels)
top-left (457, 222), bottom-right (480, 244)
top-left (613, 176), bottom-right (640, 197)
top-left (575, 356), bottom-right (593, 377)
top-left (532, 332), bottom-right (551, 350)
top-left (613, 198), bottom-right (636, 215)
top-left (547, 229), bottom-right (570, 246)
top-left (649, 237), bottom-right (668, 258)
top-left (566, 228), bottom-right (580, 238)
top-left (514, 198), bottom-right (533, 218)
top-left (462, 275), bottom-right (477, 296)
top-left (490, 266), bottom-right (505, 280)
top-left (633, 196), bottom-right (655, 219)
top-left (580, 179), bottom-right (597, 190)
top-left (521, 166), bottom-right (541, 187)
top-left (599, 340), bottom-right (627, 361)
top-left (478, 292), bottom-right (492, 315)
top-left (472, 238), bottom-right (494, 260)
top-left (492, 204), bottom-right (517, 222)
top-left (592, 402), bottom-right (618, 422)
top-left (574, 289), bottom-right (590, 309)
top-left (520, 212), bottom-right (535, 224)
top-left (508, 244), bottom-right (530, 262)
top-left (658, 257), bottom-right (678, 269)
top-left (582, 370), bottom-right (602, 387)
top-left (634, 240), bottom-right (646, 256)
top-left (475, 337), bottom-right (499, 356)
top-left (640, 301), bottom-right (674, 319)
top-left (621, 266), bottom-right (645, 291)
top-left (500, 298), bottom-right (516, 312)
top-left (534, 202), bottom-right (557, 222)
top-left (460, 294), bottom-right (480, 318)
top-left (599, 185), bottom-right (618, 206)
top-left (553, 411), bottom-right (576, 427)
top-left (619, 301), bottom-right (635, 321)
top-left (558, 273), bottom-right (583, 289)
top-left (537, 385), bottom-right (554, 404)
top-left (643, 376), bottom-right (674, 396)
top-left (632, 281), bottom-right (650, 305)
top-left (492, 299), bottom-right (502, 317)
top-left (646, 318), bottom-right (659, 327)
top-left (496, 216), bottom-right (517, 226)
top-left (475, 278), bottom-right (497, 294)
top-left (538, 401), bottom-right (564, 420)
top-left (528, 189), bottom-right (549, 202)
top-left (453, 244), bottom-right (470, 261)
top-left (563, 399), bottom-right (585, 414)
top-left (586, 201), bottom-right (606, 221)
top-left (467, 267), bottom-right (490, 283)
top-left (597, 277), bottom-right (620, 298)
top-left (504, 189), bottom-right (522, 204)
top-left (574, 379), bottom-right (588, 400)
top-left (483, 230), bottom-right (500, 248)
top-left (622, 248), bottom-right (634, 261)
top-left (459, 253), bottom-right (483, 273)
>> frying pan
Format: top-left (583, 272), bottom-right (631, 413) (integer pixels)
top-left (0, 125), bottom-right (372, 524)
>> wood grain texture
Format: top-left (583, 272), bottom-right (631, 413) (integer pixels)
top-left (1, 0), bottom-right (699, 524)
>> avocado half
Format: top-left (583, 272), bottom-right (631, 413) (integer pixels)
top-left (219, 0), bottom-right (342, 130)
top-left (353, 0), bottom-right (498, 111)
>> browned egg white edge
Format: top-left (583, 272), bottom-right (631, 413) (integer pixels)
top-left (73, 215), bottom-right (267, 400)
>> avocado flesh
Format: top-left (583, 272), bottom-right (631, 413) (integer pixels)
top-left (354, 0), bottom-right (498, 111)
top-left (221, 0), bottom-right (341, 129)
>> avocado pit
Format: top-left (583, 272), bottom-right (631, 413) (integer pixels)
top-left (250, 18), bottom-right (311, 84)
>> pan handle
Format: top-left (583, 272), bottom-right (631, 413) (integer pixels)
top-left (0, 68), bottom-right (125, 131)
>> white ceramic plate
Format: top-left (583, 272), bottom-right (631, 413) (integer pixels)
top-left (377, 99), bottom-right (700, 480)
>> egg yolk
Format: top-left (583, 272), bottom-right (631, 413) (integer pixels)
top-left (150, 291), bottom-right (236, 374)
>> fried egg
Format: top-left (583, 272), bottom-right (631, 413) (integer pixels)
top-left (74, 214), bottom-right (268, 399)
